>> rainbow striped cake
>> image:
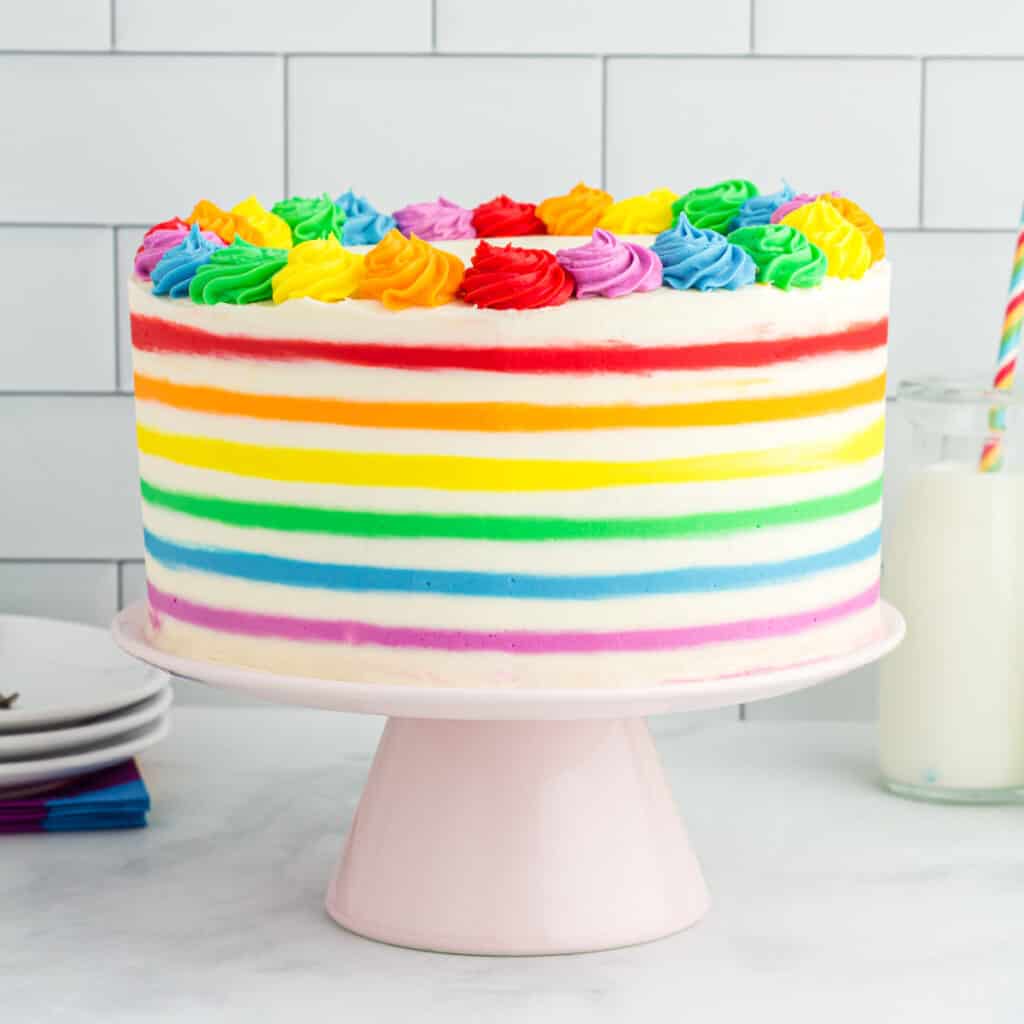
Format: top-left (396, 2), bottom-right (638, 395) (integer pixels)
top-left (128, 181), bottom-right (889, 688)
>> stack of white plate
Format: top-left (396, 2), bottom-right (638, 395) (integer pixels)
top-left (0, 615), bottom-right (171, 791)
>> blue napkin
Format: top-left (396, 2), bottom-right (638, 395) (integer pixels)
top-left (0, 760), bottom-right (150, 833)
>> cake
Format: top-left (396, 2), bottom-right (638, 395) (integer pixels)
top-left (128, 181), bottom-right (889, 688)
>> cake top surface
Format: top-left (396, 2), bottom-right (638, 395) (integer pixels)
top-left (132, 180), bottom-right (887, 314)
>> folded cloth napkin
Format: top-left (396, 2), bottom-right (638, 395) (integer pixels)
top-left (0, 760), bottom-right (150, 833)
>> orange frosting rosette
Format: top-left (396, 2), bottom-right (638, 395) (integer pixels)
top-left (186, 199), bottom-right (257, 245)
top-left (356, 229), bottom-right (465, 310)
top-left (823, 196), bottom-right (885, 263)
top-left (536, 182), bottom-right (614, 235)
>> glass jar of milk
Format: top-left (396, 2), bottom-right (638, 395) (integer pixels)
top-left (880, 379), bottom-right (1024, 802)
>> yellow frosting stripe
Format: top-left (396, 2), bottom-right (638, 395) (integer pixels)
top-left (136, 419), bottom-right (884, 492)
top-left (272, 237), bottom-right (364, 303)
top-left (232, 196), bottom-right (294, 249)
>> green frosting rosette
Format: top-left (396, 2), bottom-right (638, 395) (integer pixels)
top-left (727, 223), bottom-right (827, 290)
top-left (272, 193), bottom-right (345, 244)
top-left (672, 179), bottom-right (758, 233)
top-left (188, 238), bottom-right (289, 304)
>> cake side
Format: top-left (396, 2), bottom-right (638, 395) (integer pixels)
top-left (129, 260), bottom-right (889, 688)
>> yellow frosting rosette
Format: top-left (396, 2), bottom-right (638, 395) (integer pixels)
top-left (823, 196), bottom-right (885, 264)
top-left (272, 237), bottom-right (365, 303)
top-left (781, 198), bottom-right (872, 279)
top-left (598, 189), bottom-right (678, 234)
top-left (232, 195), bottom-right (294, 249)
top-left (357, 230), bottom-right (464, 310)
top-left (536, 182), bottom-right (614, 235)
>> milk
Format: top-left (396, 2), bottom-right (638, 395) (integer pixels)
top-left (880, 464), bottom-right (1024, 796)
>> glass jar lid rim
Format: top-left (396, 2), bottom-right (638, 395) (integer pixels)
top-left (895, 376), bottom-right (1024, 408)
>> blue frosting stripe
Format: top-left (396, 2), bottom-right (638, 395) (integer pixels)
top-left (652, 215), bottom-right (756, 292)
top-left (151, 223), bottom-right (224, 298)
top-left (143, 528), bottom-right (881, 600)
top-left (336, 189), bottom-right (397, 246)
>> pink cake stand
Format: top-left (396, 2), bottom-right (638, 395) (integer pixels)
top-left (113, 600), bottom-right (903, 956)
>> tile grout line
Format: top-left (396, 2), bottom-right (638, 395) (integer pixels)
top-left (282, 55), bottom-right (290, 196)
top-left (431, 0), bottom-right (437, 51)
top-left (918, 58), bottom-right (927, 228)
top-left (600, 56), bottom-right (608, 189)
top-left (115, 560), bottom-right (124, 609)
top-left (749, 0), bottom-right (756, 53)
top-left (109, 0), bottom-right (116, 49)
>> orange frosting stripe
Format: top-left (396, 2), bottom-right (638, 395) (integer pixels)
top-left (356, 229), bottom-right (464, 310)
top-left (133, 372), bottom-right (886, 432)
top-left (536, 182), bottom-right (614, 235)
top-left (186, 200), bottom-right (258, 245)
top-left (824, 196), bottom-right (886, 263)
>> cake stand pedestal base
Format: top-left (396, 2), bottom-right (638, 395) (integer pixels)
top-left (113, 601), bottom-right (904, 956)
top-left (327, 717), bottom-right (707, 954)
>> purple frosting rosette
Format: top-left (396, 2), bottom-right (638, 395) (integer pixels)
top-left (393, 196), bottom-right (476, 242)
top-left (555, 229), bottom-right (663, 298)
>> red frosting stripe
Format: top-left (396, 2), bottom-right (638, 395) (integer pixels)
top-left (459, 241), bottom-right (574, 310)
top-left (471, 195), bottom-right (547, 237)
top-left (130, 314), bottom-right (888, 374)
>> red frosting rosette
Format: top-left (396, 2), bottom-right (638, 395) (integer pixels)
top-left (471, 195), bottom-right (547, 237)
top-left (459, 241), bottom-right (574, 310)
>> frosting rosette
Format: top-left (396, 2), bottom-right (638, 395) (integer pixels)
top-left (769, 191), bottom-right (839, 224)
top-left (672, 179), bottom-right (758, 234)
top-left (823, 196), bottom-right (885, 263)
top-left (730, 182), bottom-right (796, 230)
top-left (272, 194), bottom-right (345, 244)
top-left (536, 182), bottom-right (613, 235)
top-left (186, 200), bottom-right (253, 244)
top-left (727, 224), bottom-right (827, 290)
top-left (336, 190), bottom-right (396, 247)
top-left (356, 229), bottom-right (464, 310)
top-left (472, 195), bottom-right (546, 237)
top-left (271, 237), bottom-right (365, 304)
top-left (652, 215), bottom-right (756, 292)
top-left (598, 189), bottom-right (678, 234)
top-left (135, 223), bottom-right (189, 280)
top-left (556, 229), bottom-right (662, 299)
top-left (188, 238), bottom-right (288, 305)
top-left (231, 196), bottom-right (293, 249)
top-left (393, 196), bottom-right (476, 242)
top-left (151, 223), bottom-right (225, 298)
top-left (460, 241), bottom-right (574, 310)
top-left (780, 198), bottom-right (871, 279)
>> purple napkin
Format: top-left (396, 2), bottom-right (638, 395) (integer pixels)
top-left (0, 760), bottom-right (150, 833)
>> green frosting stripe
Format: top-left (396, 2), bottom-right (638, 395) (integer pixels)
top-left (727, 223), bottom-right (827, 290)
top-left (672, 179), bottom-right (758, 233)
top-left (139, 476), bottom-right (883, 542)
top-left (188, 238), bottom-right (288, 305)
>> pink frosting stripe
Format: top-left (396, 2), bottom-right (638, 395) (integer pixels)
top-left (147, 581), bottom-right (879, 655)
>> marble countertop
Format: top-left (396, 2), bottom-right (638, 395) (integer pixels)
top-left (2, 707), bottom-right (1020, 1023)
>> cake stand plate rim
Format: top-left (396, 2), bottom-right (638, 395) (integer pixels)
top-left (111, 601), bottom-right (904, 720)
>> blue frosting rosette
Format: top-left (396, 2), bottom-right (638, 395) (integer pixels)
top-left (336, 190), bottom-right (397, 246)
top-left (151, 223), bottom-right (225, 298)
top-left (652, 216), bottom-right (756, 292)
top-left (730, 181), bottom-right (796, 230)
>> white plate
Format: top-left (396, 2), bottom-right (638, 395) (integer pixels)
top-left (0, 714), bottom-right (171, 789)
top-left (0, 686), bottom-right (172, 760)
top-left (113, 600), bottom-right (905, 721)
top-left (0, 615), bottom-right (170, 733)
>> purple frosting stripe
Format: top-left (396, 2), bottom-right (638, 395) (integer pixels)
top-left (148, 581), bottom-right (879, 655)
top-left (556, 229), bottom-right (663, 298)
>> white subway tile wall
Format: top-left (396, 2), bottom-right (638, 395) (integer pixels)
top-left (1, 2), bottom-right (1020, 717)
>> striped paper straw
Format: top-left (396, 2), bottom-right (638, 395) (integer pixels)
top-left (979, 205), bottom-right (1024, 472)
